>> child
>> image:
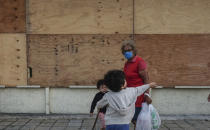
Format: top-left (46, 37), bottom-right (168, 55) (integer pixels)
top-left (97, 70), bottom-right (157, 130)
top-left (90, 79), bottom-right (108, 130)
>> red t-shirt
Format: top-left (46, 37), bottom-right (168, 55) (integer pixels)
top-left (124, 56), bottom-right (147, 107)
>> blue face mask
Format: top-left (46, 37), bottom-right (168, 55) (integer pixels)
top-left (124, 51), bottom-right (133, 60)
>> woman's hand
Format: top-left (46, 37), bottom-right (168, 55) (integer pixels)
top-left (145, 82), bottom-right (157, 104)
top-left (145, 94), bottom-right (152, 104)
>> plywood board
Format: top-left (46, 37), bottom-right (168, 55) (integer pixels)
top-left (28, 0), bottom-right (132, 34)
top-left (28, 34), bottom-right (132, 87)
top-left (135, 0), bottom-right (210, 34)
top-left (0, 0), bottom-right (26, 33)
top-left (0, 34), bottom-right (27, 86)
top-left (135, 34), bottom-right (210, 87)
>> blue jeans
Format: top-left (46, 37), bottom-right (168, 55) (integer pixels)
top-left (106, 124), bottom-right (129, 130)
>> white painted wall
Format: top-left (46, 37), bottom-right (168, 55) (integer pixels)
top-left (0, 87), bottom-right (209, 115)
top-left (0, 88), bottom-right (45, 113)
top-left (151, 88), bottom-right (210, 115)
top-left (50, 88), bottom-right (97, 113)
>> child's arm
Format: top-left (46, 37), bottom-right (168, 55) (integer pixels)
top-left (96, 95), bottom-right (108, 109)
top-left (90, 94), bottom-right (99, 114)
top-left (136, 82), bottom-right (157, 96)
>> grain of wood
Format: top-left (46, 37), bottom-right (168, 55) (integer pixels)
top-left (0, 34), bottom-right (27, 86)
top-left (0, 0), bottom-right (26, 33)
top-left (135, 0), bottom-right (210, 34)
top-left (135, 34), bottom-right (210, 87)
top-left (28, 34), bottom-right (132, 87)
top-left (28, 0), bottom-right (132, 34)
top-left (28, 34), bottom-right (210, 87)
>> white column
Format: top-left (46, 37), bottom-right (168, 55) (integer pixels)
top-left (45, 87), bottom-right (50, 114)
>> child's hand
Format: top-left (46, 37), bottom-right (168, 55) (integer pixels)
top-left (90, 113), bottom-right (93, 117)
top-left (149, 82), bottom-right (157, 88)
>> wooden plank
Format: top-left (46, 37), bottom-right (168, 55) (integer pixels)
top-left (0, 0), bottom-right (26, 33)
top-left (135, 0), bottom-right (210, 34)
top-left (28, 34), bottom-right (132, 87)
top-left (0, 34), bottom-right (27, 86)
top-left (135, 34), bottom-right (210, 87)
top-left (28, 0), bottom-right (132, 34)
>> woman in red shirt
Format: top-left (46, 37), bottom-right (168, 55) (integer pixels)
top-left (121, 40), bottom-right (152, 125)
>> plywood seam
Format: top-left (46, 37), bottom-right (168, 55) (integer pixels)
top-left (25, 0), bottom-right (30, 34)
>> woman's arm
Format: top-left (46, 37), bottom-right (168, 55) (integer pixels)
top-left (138, 59), bottom-right (151, 104)
top-left (139, 69), bottom-right (149, 84)
top-left (139, 69), bottom-right (150, 92)
top-left (138, 59), bottom-right (149, 84)
top-left (139, 70), bottom-right (152, 104)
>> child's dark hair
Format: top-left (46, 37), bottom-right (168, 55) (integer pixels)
top-left (104, 70), bottom-right (125, 92)
top-left (97, 79), bottom-right (105, 89)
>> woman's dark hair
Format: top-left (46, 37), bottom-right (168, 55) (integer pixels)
top-left (97, 79), bottom-right (105, 89)
top-left (121, 40), bottom-right (137, 55)
top-left (104, 70), bottom-right (125, 92)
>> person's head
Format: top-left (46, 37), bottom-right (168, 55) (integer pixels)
top-left (121, 40), bottom-right (137, 60)
top-left (104, 70), bottom-right (127, 92)
top-left (97, 79), bottom-right (107, 92)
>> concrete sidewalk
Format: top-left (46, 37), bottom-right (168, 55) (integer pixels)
top-left (0, 114), bottom-right (209, 130)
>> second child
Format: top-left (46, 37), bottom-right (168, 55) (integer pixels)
top-left (90, 79), bottom-right (108, 130)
